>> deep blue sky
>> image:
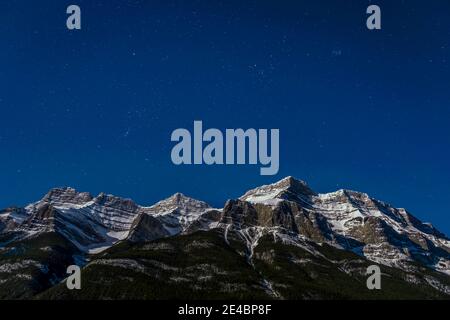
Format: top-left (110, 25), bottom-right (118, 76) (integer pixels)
top-left (1, 0), bottom-right (449, 234)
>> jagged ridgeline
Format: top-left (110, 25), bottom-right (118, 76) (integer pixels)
top-left (0, 177), bottom-right (449, 299)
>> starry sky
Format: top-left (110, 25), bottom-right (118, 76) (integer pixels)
top-left (1, 0), bottom-right (450, 234)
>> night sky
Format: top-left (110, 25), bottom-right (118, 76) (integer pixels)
top-left (1, 0), bottom-right (449, 234)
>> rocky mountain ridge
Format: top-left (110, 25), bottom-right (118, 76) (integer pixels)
top-left (0, 177), bottom-right (449, 299)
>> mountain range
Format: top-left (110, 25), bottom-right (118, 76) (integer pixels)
top-left (0, 176), bottom-right (449, 299)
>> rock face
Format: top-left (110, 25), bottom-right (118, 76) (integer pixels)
top-left (140, 192), bottom-right (217, 236)
top-left (0, 188), bottom-right (216, 254)
top-left (238, 177), bottom-right (450, 274)
top-left (0, 177), bottom-right (449, 299)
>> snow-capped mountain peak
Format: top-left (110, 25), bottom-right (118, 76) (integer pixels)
top-left (147, 192), bottom-right (211, 215)
top-left (141, 193), bottom-right (215, 236)
top-left (40, 187), bottom-right (94, 207)
top-left (240, 176), bottom-right (317, 204)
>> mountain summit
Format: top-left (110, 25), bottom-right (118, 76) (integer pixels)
top-left (240, 176), bottom-right (317, 204)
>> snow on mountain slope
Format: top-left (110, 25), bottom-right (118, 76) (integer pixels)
top-left (0, 207), bottom-right (28, 232)
top-left (1, 188), bottom-right (215, 254)
top-left (12, 188), bottom-right (140, 253)
top-left (127, 193), bottom-right (221, 242)
top-left (240, 176), bottom-right (316, 205)
top-left (142, 192), bottom-right (217, 235)
top-left (239, 177), bottom-right (450, 275)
